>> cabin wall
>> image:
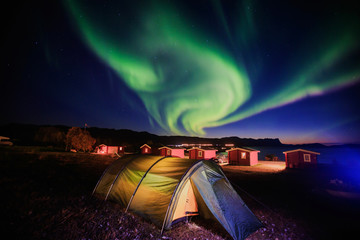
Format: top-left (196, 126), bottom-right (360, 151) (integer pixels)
top-left (159, 148), bottom-right (174, 157)
top-left (97, 145), bottom-right (124, 154)
top-left (228, 150), bottom-right (258, 166)
top-left (141, 146), bottom-right (152, 154)
top-left (159, 148), bottom-right (167, 156)
top-left (249, 152), bottom-right (259, 166)
top-left (189, 149), bottom-right (205, 159)
top-left (239, 152), bottom-right (250, 166)
top-left (286, 152), bottom-right (299, 168)
top-left (118, 146), bottom-right (125, 154)
top-left (172, 149), bottom-right (185, 158)
top-left (228, 150), bottom-right (238, 165)
top-left (299, 151), bottom-right (317, 168)
top-left (189, 150), bottom-right (196, 159)
top-left (286, 151), bottom-right (317, 168)
top-left (204, 150), bottom-right (216, 160)
top-left (107, 146), bottom-right (119, 154)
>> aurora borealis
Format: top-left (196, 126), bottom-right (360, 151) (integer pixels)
top-left (2, 0), bottom-right (360, 144)
top-left (66, 0), bottom-right (253, 136)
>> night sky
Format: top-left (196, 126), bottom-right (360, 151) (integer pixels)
top-left (2, 0), bottom-right (360, 144)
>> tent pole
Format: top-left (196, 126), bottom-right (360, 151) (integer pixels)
top-left (125, 156), bottom-right (167, 212)
top-left (92, 156), bottom-right (121, 196)
top-left (105, 155), bottom-right (137, 200)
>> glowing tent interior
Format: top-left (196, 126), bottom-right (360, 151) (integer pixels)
top-left (93, 155), bottom-right (262, 240)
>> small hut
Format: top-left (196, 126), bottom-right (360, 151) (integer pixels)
top-left (96, 144), bottom-right (124, 154)
top-left (226, 147), bottom-right (259, 166)
top-left (140, 144), bottom-right (161, 155)
top-left (158, 146), bottom-right (185, 158)
top-left (283, 149), bottom-right (320, 169)
top-left (188, 147), bottom-right (217, 160)
top-left (140, 144), bottom-right (152, 154)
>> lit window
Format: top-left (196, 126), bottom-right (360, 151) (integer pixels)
top-left (144, 148), bottom-right (148, 153)
top-left (198, 151), bottom-right (203, 157)
top-left (241, 152), bottom-right (246, 159)
top-left (167, 149), bottom-right (171, 155)
top-left (119, 147), bottom-right (122, 150)
top-left (304, 154), bottom-right (311, 162)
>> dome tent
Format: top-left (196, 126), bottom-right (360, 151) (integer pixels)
top-left (93, 154), bottom-right (262, 240)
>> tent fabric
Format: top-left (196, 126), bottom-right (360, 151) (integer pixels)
top-left (171, 179), bottom-right (198, 221)
top-left (93, 155), bottom-right (262, 240)
top-left (197, 161), bottom-right (262, 239)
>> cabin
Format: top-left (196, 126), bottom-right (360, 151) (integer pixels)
top-left (188, 147), bottom-right (217, 160)
top-left (158, 146), bottom-right (185, 158)
top-left (96, 144), bottom-right (124, 154)
top-left (226, 147), bottom-right (259, 166)
top-left (140, 144), bottom-right (152, 154)
top-left (140, 144), bottom-right (161, 155)
top-left (283, 149), bottom-right (320, 169)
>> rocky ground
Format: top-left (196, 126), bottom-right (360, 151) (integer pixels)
top-left (1, 147), bottom-right (358, 239)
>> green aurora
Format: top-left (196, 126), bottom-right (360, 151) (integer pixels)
top-left (66, 0), bottom-right (360, 136)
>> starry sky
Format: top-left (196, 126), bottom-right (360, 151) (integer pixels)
top-left (2, 0), bottom-right (360, 144)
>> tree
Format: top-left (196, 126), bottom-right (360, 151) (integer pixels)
top-left (65, 127), bottom-right (96, 152)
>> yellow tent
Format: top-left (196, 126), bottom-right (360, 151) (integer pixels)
top-left (93, 154), bottom-right (262, 240)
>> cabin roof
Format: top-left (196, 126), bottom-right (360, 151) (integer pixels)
top-left (189, 147), bottom-right (217, 151)
top-left (140, 144), bottom-right (151, 149)
top-left (140, 143), bottom-right (165, 149)
top-left (99, 144), bottom-right (123, 147)
top-left (283, 149), bottom-right (320, 155)
top-left (226, 147), bottom-right (260, 152)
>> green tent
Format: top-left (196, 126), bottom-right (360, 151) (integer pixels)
top-left (93, 154), bottom-right (262, 240)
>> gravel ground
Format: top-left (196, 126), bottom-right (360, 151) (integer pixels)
top-left (3, 148), bottom-right (355, 239)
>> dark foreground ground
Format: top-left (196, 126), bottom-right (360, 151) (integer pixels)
top-left (1, 147), bottom-right (359, 239)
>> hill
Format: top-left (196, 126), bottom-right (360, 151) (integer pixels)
top-left (0, 123), bottom-right (284, 148)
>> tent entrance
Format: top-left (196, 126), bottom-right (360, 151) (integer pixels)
top-left (172, 179), bottom-right (198, 222)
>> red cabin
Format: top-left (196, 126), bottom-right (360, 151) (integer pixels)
top-left (140, 144), bottom-right (152, 154)
top-left (283, 149), bottom-right (320, 169)
top-left (96, 144), bottom-right (124, 154)
top-left (226, 147), bottom-right (259, 166)
top-left (158, 146), bottom-right (185, 158)
top-left (188, 147), bottom-right (217, 160)
top-left (140, 144), bottom-right (161, 155)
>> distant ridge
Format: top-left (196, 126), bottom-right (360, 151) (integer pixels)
top-left (0, 123), bottom-right (336, 149)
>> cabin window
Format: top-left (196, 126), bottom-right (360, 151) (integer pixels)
top-left (144, 148), bottom-right (148, 153)
top-left (241, 152), bottom-right (246, 159)
top-left (119, 147), bottom-right (122, 150)
top-left (167, 149), bottom-right (171, 155)
top-left (198, 151), bottom-right (203, 157)
top-left (304, 154), bottom-right (311, 162)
